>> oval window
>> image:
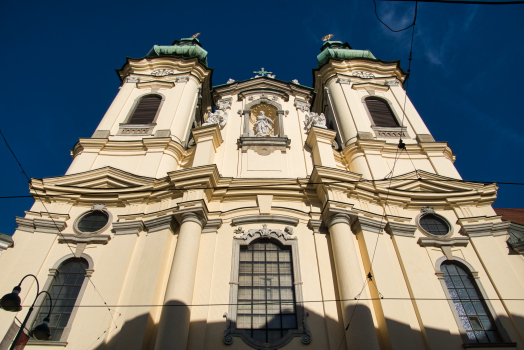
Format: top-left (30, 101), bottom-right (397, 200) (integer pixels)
top-left (419, 214), bottom-right (449, 236)
top-left (77, 211), bottom-right (109, 233)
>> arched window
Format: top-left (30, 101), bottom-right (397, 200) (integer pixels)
top-left (127, 95), bottom-right (162, 124)
top-left (365, 97), bottom-right (400, 127)
top-left (441, 261), bottom-right (502, 344)
top-left (237, 240), bottom-right (297, 343)
top-left (32, 258), bottom-right (89, 341)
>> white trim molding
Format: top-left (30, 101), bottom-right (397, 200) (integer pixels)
top-left (224, 224), bottom-right (311, 349)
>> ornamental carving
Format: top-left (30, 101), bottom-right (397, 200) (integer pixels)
top-left (203, 110), bottom-right (228, 129)
top-left (217, 98), bottom-right (232, 111)
top-left (304, 112), bottom-right (326, 133)
top-left (352, 71), bottom-right (375, 79)
top-left (385, 80), bottom-right (399, 86)
top-left (337, 77), bottom-right (351, 84)
top-left (294, 99), bottom-right (310, 113)
top-left (376, 130), bottom-right (408, 138)
top-left (301, 312), bottom-right (312, 344)
top-left (234, 224), bottom-right (296, 241)
top-left (126, 77), bottom-right (140, 83)
top-left (151, 69), bottom-right (175, 76)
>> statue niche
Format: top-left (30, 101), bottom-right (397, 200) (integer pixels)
top-left (249, 104), bottom-right (279, 137)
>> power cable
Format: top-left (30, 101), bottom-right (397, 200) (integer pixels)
top-left (0, 129), bottom-right (120, 332)
top-left (13, 296), bottom-right (524, 308)
top-left (373, 0), bottom-right (418, 32)
top-left (384, 0), bottom-right (524, 4)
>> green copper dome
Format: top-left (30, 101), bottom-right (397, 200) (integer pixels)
top-left (317, 41), bottom-right (375, 68)
top-left (146, 38), bottom-right (208, 67)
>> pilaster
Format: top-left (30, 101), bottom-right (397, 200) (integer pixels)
top-left (191, 124), bottom-right (223, 167)
top-left (305, 126), bottom-right (337, 168)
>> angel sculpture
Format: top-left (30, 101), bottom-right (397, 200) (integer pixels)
top-left (202, 110), bottom-right (228, 129)
top-left (253, 111), bottom-right (274, 136)
top-left (304, 112), bottom-right (326, 133)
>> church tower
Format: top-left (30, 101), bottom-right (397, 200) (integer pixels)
top-left (0, 37), bottom-right (522, 350)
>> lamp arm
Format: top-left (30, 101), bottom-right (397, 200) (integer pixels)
top-left (32, 291), bottom-right (53, 318)
top-left (17, 274), bottom-right (40, 296)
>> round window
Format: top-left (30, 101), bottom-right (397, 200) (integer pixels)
top-left (419, 214), bottom-right (450, 236)
top-left (77, 211), bottom-right (109, 233)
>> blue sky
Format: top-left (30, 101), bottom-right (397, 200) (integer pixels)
top-left (0, 0), bottom-right (523, 235)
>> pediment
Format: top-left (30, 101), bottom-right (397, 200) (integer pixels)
top-left (380, 170), bottom-right (483, 193)
top-left (42, 167), bottom-right (156, 189)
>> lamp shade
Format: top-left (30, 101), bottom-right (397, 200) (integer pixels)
top-left (30, 317), bottom-right (52, 340)
top-left (0, 286), bottom-right (22, 312)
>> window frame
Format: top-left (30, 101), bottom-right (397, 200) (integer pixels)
top-left (28, 254), bottom-right (94, 345)
top-left (361, 95), bottom-right (409, 139)
top-left (224, 225), bottom-right (311, 349)
top-left (416, 207), bottom-right (454, 239)
top-left (73, 203), bottom-right (112, 235)
top-left (435, 256), bottom-right (514, 346)
top-left (123, 93), bottom-right (165, 125)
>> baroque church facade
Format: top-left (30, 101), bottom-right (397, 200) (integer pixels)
top-left (0, 37), bottom-right (523, 350)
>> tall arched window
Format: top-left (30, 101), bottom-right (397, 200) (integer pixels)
top-left (127, 95), bottom-right (162, 124)
top-left (32, 258), bottom-right (89, 341)
top-left (237, 240), bottom-right (297, 344)
top-left (441, 261), bottom-right (502, 344)
top-left (365, 97), bottom-right (400, 127)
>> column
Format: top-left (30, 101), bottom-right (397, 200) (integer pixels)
top-left (154, 212), bottom-right (204, 350)
top-left (328, 214), bottom-right (380, 350)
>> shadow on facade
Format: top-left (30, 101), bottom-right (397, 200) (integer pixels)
top-left (88, 303), bottom-right (522, 350)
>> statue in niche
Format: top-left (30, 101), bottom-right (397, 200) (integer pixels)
top-left (253, 111), bottom-right (274, 136)
top-left (203, 110), bottom-right (228, 129)
top-left (304, 112), bottom-right (326, 133)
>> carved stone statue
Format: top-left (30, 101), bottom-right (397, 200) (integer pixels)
top-left (253, 111), bottom-right (274, 136)
top-left (202, 110), bottom-right (228, 129)
top-left (304, 112), bottom-right (326, 133)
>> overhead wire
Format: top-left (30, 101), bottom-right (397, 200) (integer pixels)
top-left (0, 129), bottom-right (121, 335)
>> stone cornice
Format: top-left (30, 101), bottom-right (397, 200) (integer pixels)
top-left (386, 222), bottom-right (417, 237)
top-left (231, 215), bottom-right (299, 227)
top-left (0, 234), bottom-right (13, 250)
top-left (58, 234), bottom-right (111, 245)
top-left (192, 124), bottom-right (223, 150)
top-left (305, 127), bottom-right (337, 148)
top-left (459, 221), bottom-right (511, 238)
top-left (417, 237), bottom-right (469, 247)
top-left (352, 216), bottom-right (387, 234)
top-left (212, 76), bottom-right (314, 104)
top-left (117, 56), bottom-right (212, 84)
top-left (144, 215), bottom-right (178, 234)
top-left (112, 220), bottom-right (145, 235)
top-left (16, 216), bottom-right (67, 234)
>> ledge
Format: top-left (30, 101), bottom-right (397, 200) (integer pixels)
top-left (58, 234), bottom-right (111, 245)
top-left (231, 215), bottom-right (299, 227)
top-left (27, 341), bottom-right (68, 347)
top-left (417, 237), bottom-right (469, 247)
top-left (462, 342), bottom-right (517, 348)
top-left (237, 136), bottom-right (290, 154)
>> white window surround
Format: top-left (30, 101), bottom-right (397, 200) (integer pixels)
top-left (73, 203), bottom-right (113, 236)
top-left (416, 207), bottom-right (454, 239)
top-left (434, 256), bottom-right (515, 347)
top-left (224, 225), bottom-right (311, 349)
top-left (27, 253), bottom-right (94, 346)
top-left (361, 95), bottom-right (410, 139)
top-left (118, 93), bottom-right (166, 136)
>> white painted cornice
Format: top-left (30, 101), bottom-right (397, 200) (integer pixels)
top-left (118, 57), bottom-right (211, 83)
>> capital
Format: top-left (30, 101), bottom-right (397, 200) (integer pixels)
top-left (326, 214), bottom-right (352, 227)
top-left (180, 212), bottom-right (205, 228)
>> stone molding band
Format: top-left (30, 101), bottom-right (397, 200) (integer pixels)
top-left (231, 215), bottom-right (299, 227)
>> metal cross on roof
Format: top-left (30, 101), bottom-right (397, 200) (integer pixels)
top-left (253, 68), bottom-right (272, 77)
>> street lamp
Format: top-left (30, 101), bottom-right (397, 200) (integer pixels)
top-left (0, 274), bottom-right (53, 349)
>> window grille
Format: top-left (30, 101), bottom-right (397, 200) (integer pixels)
top-left (420, 214), bottom-right (449, 236)
top-left (365, 98), bottom-right (400, 127)
top-left (442, 262), bottom-right (502, 344)
top-left (128, 95), bottom-right (162, 124)
top-left (237, 240), bottom-right (297, 344)
top-left (77, 211), bottom-right (108, 233)
top-left (33, 258), bottom-right (88, 341)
